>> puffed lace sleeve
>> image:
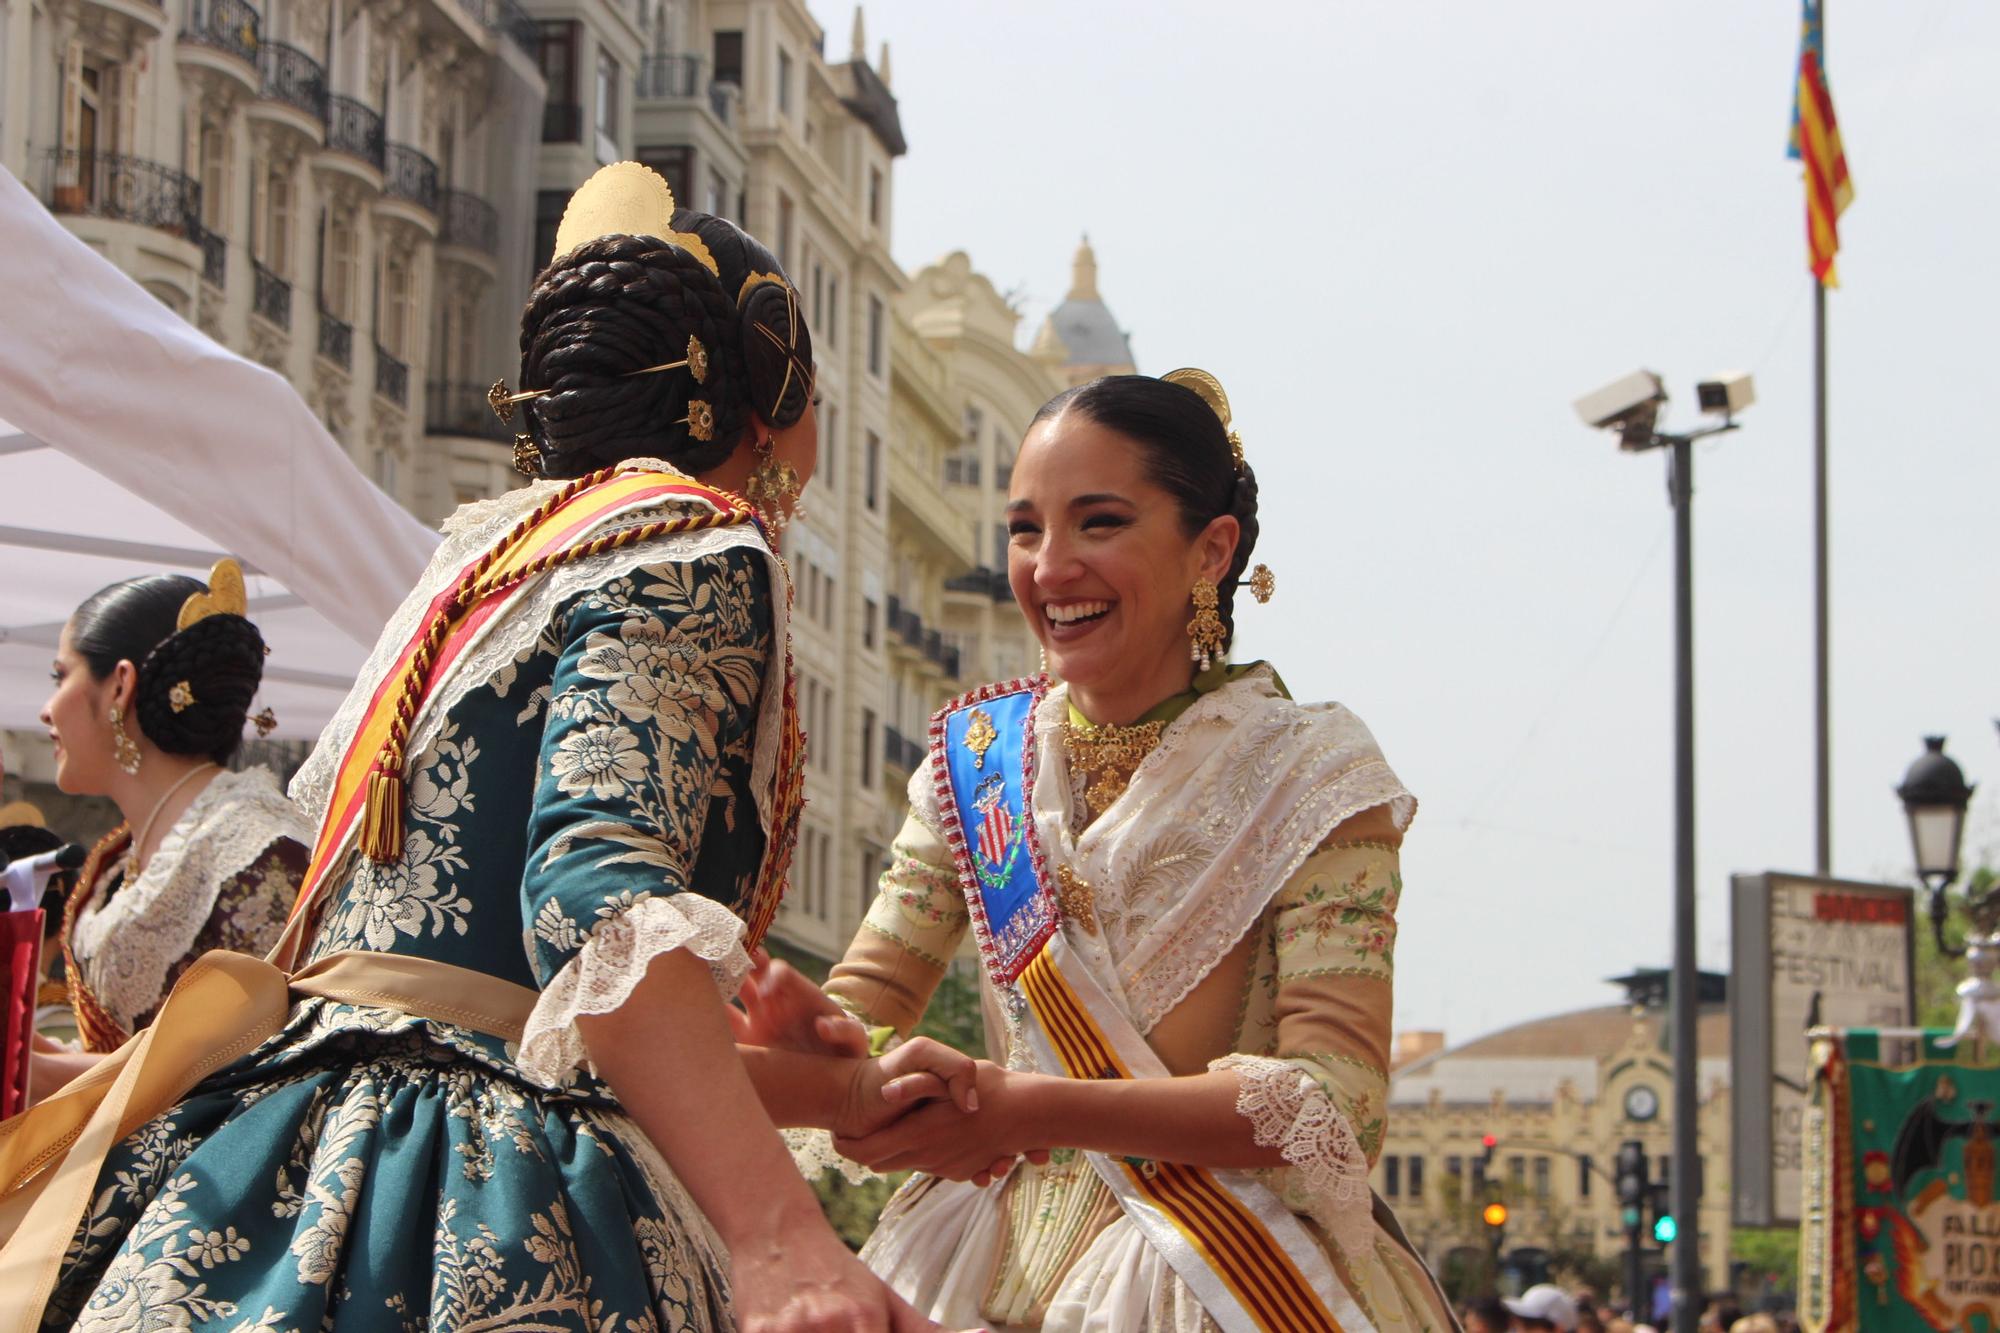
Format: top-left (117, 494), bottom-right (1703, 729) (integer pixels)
top-left (515, 550), bottom-right (772, 1086)
top-left (1211, 801), bottom-right (1404, 1254)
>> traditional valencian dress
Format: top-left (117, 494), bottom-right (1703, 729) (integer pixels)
top-left (0, 463), bottom-right (803, 1332)
top-left (62, 767), bottom-right (309, 1051)
top-left (825, 664), bottom-right (1457, 1333)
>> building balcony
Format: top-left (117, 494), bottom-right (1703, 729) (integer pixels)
top-left (323, 94), bottom-right (385, 173)
top-left (64, 0), bottom-right (169, 58)
top-left (42, 149), bottom-right (200, 243)
top-left (199, 228), bottom-right (226, 287)
top-left (383, 145), bottom-right (439, 215)
top-left (542, 102), bottom-right (583, 144)
top-left (374, 346), bottom-right (409, 406)
top-left (251, 258), bottom-right (291, 328)
top-left (425, 380), bottom-right (509, 442)
top-left (317, 309), bottom-right (352, 369)
top-left (493, 0), bottom-right (535, 55)
top-left (250, 41), bottom-right (327, 145)
top-left (440, 189), bottom-right (498, 255)
top-left (638, 53), bottom-right (702, 100)
top-left (177, 0), bottom-right (260, 97)
top-left (883, 726), bottom-right (925, 777)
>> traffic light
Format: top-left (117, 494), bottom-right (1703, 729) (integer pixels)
top-left (1473, 1133), bottom-right (1498, 1188)
top-left (1482, 1198), bottom-right (1507, 1258)
top-left (1649, 1182), bottom-right (1675, 1245)
top-left (1615, 1140), bottom-right (1650, 1238)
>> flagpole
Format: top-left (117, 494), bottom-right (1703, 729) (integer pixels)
top-left (1813, 277), bottom-right (1830, 876)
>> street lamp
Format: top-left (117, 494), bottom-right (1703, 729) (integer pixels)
top-left (1897, 736), bottom-right (1978, 957)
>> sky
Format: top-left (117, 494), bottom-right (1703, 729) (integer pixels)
top-left (807, 0), bottom-right (2000, 1045)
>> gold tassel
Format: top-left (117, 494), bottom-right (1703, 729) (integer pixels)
top-left (361, 763), bottom-right (405, 863)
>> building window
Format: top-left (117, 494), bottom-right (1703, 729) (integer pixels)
top-left (1446, 1155), bottom-right (1463, 1182)
top-left (776, 192), bottom-right (794, 269)
top-left (860, 708), bottom-right (876, 787)
top-left (819, 401), bottom-right (837, 487)
top-left (322, 211), bottom-right (357, 320)
top-left (595, 48), bottom-right (619, 153)
top-left (864, 431), bottom-right (881, 512)
top-left (379, 252), bottom-right (412, 358)
top-left (1579, 1155), bottom-right (1593, 1197)
top-left (1383, 1156), bottom-right (1400, 1199)
top-left (712, 30), bottom-right (743, 86)
top-left (777, 47), bottom-right (793, 116)
top-left (868, 166), bottom-right (883, 227)
top-left (533, 189), bottom-right (566, 280)
top-left (991, 522), bottom-right (1007, 568)
top-left (198, 124), bottom-right (227, 232)
top-left (639, 147), bottom-right (692, 204)
top-left (1534, 1156), bottom-right (1550, 1200)
top-left (537, 21), bottom-right (578, 106)
top-left (1508, 1155), bottom-right (1526, 1186)
top-left (863, 596), bottom-right (878, 650)
top-left (706, 169), bottom-right (726, 217)
top-left (866, 295), bottom-right (884, 377)
top-left (260, 167), bottom-right (293, 275)
top-left (1408, 1155), bottom-right (1424, 1200)
top-left (994, 444), bottom-right (1015, 489)
top-left (824, 277), bottom-right (839, 346)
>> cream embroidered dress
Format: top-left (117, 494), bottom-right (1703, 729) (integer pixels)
top-left (828, 665), bottom-right (1456, 1332)
top-left (64, 766), bottom-right (309, 1048)
top-left (37, 472), bottom-right (792, 1332)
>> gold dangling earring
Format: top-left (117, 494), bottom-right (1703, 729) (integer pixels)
top-left (745, 435), bottom-right (803, 536)
top-left (109, 705), bottom-right (142, 776)
top-left (1186, 578), bottom-right (1226, 672)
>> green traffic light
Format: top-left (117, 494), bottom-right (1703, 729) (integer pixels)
top-left (1622, 1206), bottom-right (1641, 1230)
top-left (1654, 1214), bottom-right (1677, 1244)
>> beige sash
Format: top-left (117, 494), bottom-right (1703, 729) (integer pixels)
top-left (0, 948), bottom-right (534, 1332)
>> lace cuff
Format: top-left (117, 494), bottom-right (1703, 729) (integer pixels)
top-left (518, 893), bottom-right (753, 1087)
top-left (1212, 1053), bottom-right (1374, 1254)
top-left (781, 1127), bottom-right (878, 1185)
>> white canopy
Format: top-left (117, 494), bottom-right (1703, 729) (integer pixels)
top-left (0, 166), bottom-right (439, 741)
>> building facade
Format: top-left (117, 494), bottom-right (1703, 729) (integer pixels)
top-left (1376, 973), bottom-right (1733, 1303)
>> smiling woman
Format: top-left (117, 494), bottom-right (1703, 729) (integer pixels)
top-left (743, 371), bottom-right (1461, 1331)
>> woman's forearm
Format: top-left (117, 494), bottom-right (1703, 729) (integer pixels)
top-left (1013, 1068), bottom-right (1289, 1170)
top-left (581, 948), bottom-right (834, 1247)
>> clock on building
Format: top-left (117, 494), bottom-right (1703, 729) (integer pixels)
top-left (1624, 1085), bottom-right (1661, 1122)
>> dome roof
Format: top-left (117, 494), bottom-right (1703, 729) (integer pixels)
top-left (1039, 236), bottom-right (1133, 370)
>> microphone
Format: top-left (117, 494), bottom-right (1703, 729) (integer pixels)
top-left (0, 842), bottom-right (86, 912)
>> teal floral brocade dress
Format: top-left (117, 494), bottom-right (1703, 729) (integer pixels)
top-left (41, 495), bottom-right (787, 1332)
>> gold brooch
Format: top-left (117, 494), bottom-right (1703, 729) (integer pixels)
top-left (168, 681), bottom-right (196, 713)
top-left (252, 707), bottom-right (279, 737)
top-left (682, 399), bottom-right (715, 442)
top-left (511, 434), bottom-right (542, 478)
top-left (1056, 865), bottom-right (1100, 935)
top-left (964, 708), bottom-right (997, 770)
top-left (1248, 563), bottom-right (1276, 604)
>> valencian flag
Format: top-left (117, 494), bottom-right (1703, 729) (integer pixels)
top-left (1800, 1030), bottom-right (2000, 1333)
top-left (1788, 0), bottom-right (1855, 286)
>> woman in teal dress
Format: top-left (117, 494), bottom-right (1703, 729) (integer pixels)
top-left (2, 165), bottom-right (955, 1331)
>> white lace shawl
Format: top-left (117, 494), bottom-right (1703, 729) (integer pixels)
top-left (286, 464), bottom-right (789, 1084)
top-left (70, 765), bottom-right (310, 1034)
top-left (910, 666), bottom-right (1412, 1249)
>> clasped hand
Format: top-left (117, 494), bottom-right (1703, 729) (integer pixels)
top-left (732, 953), bottom-right (1049, 1186)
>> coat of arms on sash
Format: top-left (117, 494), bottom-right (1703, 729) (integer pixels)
top-left (972, 774), bottom-right (1019, 880)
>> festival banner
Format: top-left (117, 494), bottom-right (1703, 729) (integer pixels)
top-left (1802, 1029), bottom-right (2000, 1333)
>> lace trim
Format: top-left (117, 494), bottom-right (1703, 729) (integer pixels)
top-left (781, 1127), bottom-right (878, 1184)
top-left (1212, 1053), bottom-right (1374, 1255)
top-left (516, 893), bottom-right (753, 1087)
top-left (69, 766), bottom-right (309, 1033)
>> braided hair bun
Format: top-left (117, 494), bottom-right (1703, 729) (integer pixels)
top-left (69, 573), bottom-right (268, 765)
top-left (518, 208), bottom-right (813, 481)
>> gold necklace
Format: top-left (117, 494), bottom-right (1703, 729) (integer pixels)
top-left (131, 762), bottom-right (219, 876)
top-left (1061, 717), bottom-right (1167, 822)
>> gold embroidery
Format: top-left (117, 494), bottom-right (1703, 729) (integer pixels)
top-left (964, 708), bottom-right (998, 770)
top-left (1061, 717), bottom-right (1166, 823)
top-left (1056, 865), bottom-right (1100, 935)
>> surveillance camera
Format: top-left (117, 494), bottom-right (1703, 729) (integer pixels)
top-left (1573, 370), bottom-right (1667, 449)
top-left (1696, 372), bottom-right (1754, 419)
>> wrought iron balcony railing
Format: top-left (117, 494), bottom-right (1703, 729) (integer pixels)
top-left (200, 229), bottom-right (226, 286)
top-left (425, 380), bottom-right (509, 441)
top-left (324, 94), bottom-right (385, 170)
top-left (41, 150), bottom-right (201, 243)
top-left (440, 189), bottom-right (499, 254)
top-left (251, 258), bottom-right (291, 326)
top-left (318, 309), bottom-right (352, 368)
top-left (181, 0), bottom-right (260, 66)
top-left (637, 53), bottom-right (702, 99)
top-left (384, 144), bottom-right (439, 214)
top-left (258, 41), bottom-right (327, 121)
top-left (375, 346), bottom-right (409, 405)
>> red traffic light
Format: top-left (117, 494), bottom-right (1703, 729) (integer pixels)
top-left (1481, 1134), bottom-right (1498, 1150)
top-left (1482, 1202), bottom-right (1509, 1228)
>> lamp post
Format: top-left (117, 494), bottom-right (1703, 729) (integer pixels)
top-left (1896, 735), bottom-right (1975, 954)
top-left (1574, 370), bottom-right (1750, 1333)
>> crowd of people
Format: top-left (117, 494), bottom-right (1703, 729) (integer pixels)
top-left (1459, 1284), bottom-right (1797, 1333)
top-left (1, 160), bottom-right (1594, 1329)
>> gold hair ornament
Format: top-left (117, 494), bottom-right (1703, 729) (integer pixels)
top-left (177, 558), bottom-right (247, 630)
top-left (489, 334), bottom-right (711, 424)
top-left (252, 707), bottom-right (279, 737)
top-left (1160, 367), bottom-right (1246, 472)
top-left (550, 161), bottom-right (718, 276)
top-left (1248, 563), bottom-right (1276, 605)
top-left (168, 681), bottom-right (196, 714)
top-left (743, 278), bottom-right (815, 419)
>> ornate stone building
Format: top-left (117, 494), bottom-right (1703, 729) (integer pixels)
top-left (1376, 972), bottom-right (1734, 1302)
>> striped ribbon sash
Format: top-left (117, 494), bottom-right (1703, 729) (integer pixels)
top-left (281, 468), bottom-right (768, 946)
top-left (1017, 936), bottom-right (1375, 1333)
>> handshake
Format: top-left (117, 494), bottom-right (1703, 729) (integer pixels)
top-left (728, 953), bottom-right (1053, 1187)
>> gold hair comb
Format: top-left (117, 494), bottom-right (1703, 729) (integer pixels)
top-left (489, 334), bottom-right (710, 425)
top-left (1160, 367), bottom-right (1246, 472)
top-left (176, 558), bottom-right (248, 630)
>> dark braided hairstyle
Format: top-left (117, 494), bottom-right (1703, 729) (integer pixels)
top-left (70, 574), bottom-right (267, 765)
top-left (517, 208), bottom-right (813, 480)
top-left (1030, 375), bottom-right (1263, 653)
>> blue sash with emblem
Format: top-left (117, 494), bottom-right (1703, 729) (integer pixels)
top-left (933, 681), bottom-right (1057, 986)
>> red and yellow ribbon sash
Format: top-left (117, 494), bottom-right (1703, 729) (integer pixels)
top-left (1019, 950), bottom-right (1346, 1332)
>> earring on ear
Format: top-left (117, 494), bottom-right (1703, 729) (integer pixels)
top-left (109, 705), bottom-right (142, 776)
top-left (1186, 578), bottom-right (1227, 672)
top-left (745, 435), bottom-right (803, 536)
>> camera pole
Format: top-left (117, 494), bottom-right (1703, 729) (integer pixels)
top-left (1667, 436), bottom-right (1700, 1333)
